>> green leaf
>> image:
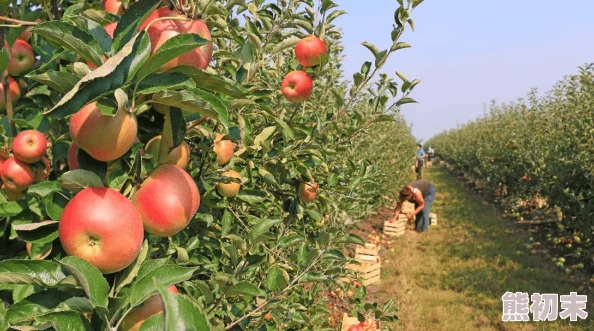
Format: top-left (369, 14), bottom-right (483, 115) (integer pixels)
top-left (36, 311), bottom-right (94, 331)
top-left (336, 233), bottom-right (365, 246)
top-left (167, 66), bottom-right (245, 98)
top-left (278, 234), bottom-right (305, 247)
top-left (361, 41), bottom-right (379, 57)
top-left (31, 21), bottom-right (104, 65)
top-left (253, 126), bottom-right (276, 147)
top-left (27, 181), bottom-right (62, 198)
top-left (59, 257), bottom-right (110, 308)
top-left (60, 169), bottom-right (104, 193)
top-left (156, 280), bottom-right (211, 331)
top-left (391, 41), bottom-right (411, 52)
top-left (26, 70), bottom-right (80, 94)
top-left (151, 88), bottom-right (229, 130)
top-left (374, 50), bottom-right (388, 67)
top-left (221, 209), bottom-right (233, 236)
top-left (299, 272), bottom-right (327, 282)
top-left (71, 16), bottom-right (112, 53)
top-left (45, 32), bottom-right (151, 118)
top-left (111, 0), bottom-right (161, 52)
top-left (274, 118), bottom-right (295, 141)
top-left (269, 37), bottom-right (299, 56)
top-left (373, 115), bottom-right (396, 122)
top-left (0, 200), bottom-right (26, 217)
top-left (13, 221), bottom-right (59, 243)
top-left (327, 173), bottom-right (338, 186)
top-left (249, 218), bottom-right (282, 243)
top-left (226, 281), bottom-right (266, 297)
top-left (135, 73), bottom-right (196, 95)
top-left (305, 209), bottom-right (322, 222)
top-left (264, 267), bottom-right (289, 291)
top-left (0, 260), bottom-right (67, 287)
top-left (139, 312), bottom-right (164, 331)
top-left (129, 265), bottom-right (197, 307)
top-left (0, 48), bottom-right (9, 73)
top-left (169, 108), bottom-right (187, 149)
top-left (413, 0), bottom-right (424, 9)
top-left (360, 61), bottom-right (372, 76)
top-left (137, 34), bottom-right (210, 78)
top-left (395, 71), bottom-right (408, 83)
top-left (6, 290), bottom-right (93, 324)
top-left (326, 9), bottom-right (347, 23)
top-left (114, 240), bottom-right (149, 293)
top-left (395, 97), bottom-right (417, 106)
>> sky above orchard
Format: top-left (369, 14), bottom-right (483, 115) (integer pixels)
top-left (336, 0), bottom-right (594, 142)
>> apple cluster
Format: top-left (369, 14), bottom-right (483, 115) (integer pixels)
top-left (212, 133), bottom-right (243, 198)
top-left (0, 24), bottom-right (38, 111)
top-left (281, 35), bottom-right (327, 103)
top-left (346, 318), bottom-right (379, 331)
top-left (0, 130), bottom-right (50, 200)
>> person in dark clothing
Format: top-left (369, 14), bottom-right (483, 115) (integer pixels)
top-left (390, 179), bottom-right (437, 233)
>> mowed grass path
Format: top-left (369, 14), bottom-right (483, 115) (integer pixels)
top-left (374, 166), bottom-right (593, 330)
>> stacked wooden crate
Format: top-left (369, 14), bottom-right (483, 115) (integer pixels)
top-left (383, 215), bottom-right (406, 237)
top-left (430, 212), bottom-right (438, 226)
top-left (345, 243), bottom-right (381, 286)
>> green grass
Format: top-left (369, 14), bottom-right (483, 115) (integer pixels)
top-left (374, 166), bottom-right (593, 331)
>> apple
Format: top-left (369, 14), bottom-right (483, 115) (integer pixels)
top-left (144, 135), bottom-right (190, 169)
top-left (7, 40), bottom-right (35, 76)
top-left (295, 35), bottom-right (327, 67)
top-left (12, 129), bottom-right (47, 163)
top-left (0, 76), bottom-right (21, 110)
top-left (59, 187), bottom-right (144, 274)
top-left (213, 133), bottom-right (234, 165)
top-left (347, 325), bottom-right (363, 331)
top-left (120, 285), bottom-right (179, 331)
top-left (143, 7), bottom-right (213, 71)
top-left (104, 22), bottom-right (118, 38)
top-left (69, 102), bottom-right (138, 162)
top-left (263, 313), bottom-right (272, 321)
top-left (34, 157), bottom-right (51, 182)
top-left (216, 170), bottom-right (242, 198)
top-left (281, 71), bottom-right (313, 103)
top-left (0, 157), bottom-right (5, 173)
top-left (3, 185), bottom-right (26, 200)
top-left (67, 142), bottom-right (80, 170)
top-left (298, 181), bottom-right (318, 203)
top-left (132, 164), bottom-right (200, 237)
top-left (102, 0), bottom-right (124, 15)
top-left (0, 157), bottom-right (35, 191)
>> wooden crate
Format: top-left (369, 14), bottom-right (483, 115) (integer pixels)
top-left (430, 213), bottom-right (438, 225)
top-left (346, 242), bottom-right (381, 286)
top-left (384, 219), bottom-right (405, 237)
top-left (341, 313), bottom-right (381, 331)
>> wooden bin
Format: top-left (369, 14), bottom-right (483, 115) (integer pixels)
top-left (384, 219), bottom-right (406, 237)
top-left (341, 313), bottom-right (381, 331)
top-left (346, 243), bottom-right (381, 286)
top-left (430, 212), bottom-right (438, 225)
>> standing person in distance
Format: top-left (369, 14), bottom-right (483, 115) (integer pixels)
top-left (427, 146), bottom-right (435, 168)
top-left (390, 179), bottom-right (437, 233)
top-left (415, 143), bottom-right (425, 179)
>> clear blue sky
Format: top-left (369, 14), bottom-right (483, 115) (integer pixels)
top-left (335, 0), bottom-right (594, 141)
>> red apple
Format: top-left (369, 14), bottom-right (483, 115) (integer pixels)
top-left (34, 157), bottom-right (51, 182)
top-left (7, 40), bottom-right (35, 76)
top-left (132, 164), bottom-right (199, 237)
top-left (0, 76), bottom-right (21, 110)
top-left (0, 157), bottom-right (35, 191)
top-left (120, 285), bottom-right (179, 331)
top-left (67, 142), bottom-right (80, 170)
top-left (104, 22), bottom-right (118, 38)
top-left (295, 35), bottom-right (327, 67)
top-left (213, 133), bottom-right (234, 165)
top-left (264, 313), bottom-right (272, 321)
top-left (144, 135), bottom-right (190, 169)
top-left (281, 71), bottom-right (313, 103)
top-left (299, 182), bottom-right (318, 203)
top-left (144, 7), bottom-right (213, 71)
top-left (59, 187), bottom-right (144, 274)
top-left (216, 170), bottom-right (242, 198)
top-left (102, 0), bottom-right (124, 15)
top-left (12, 129), bottom-right (47, 163)
top-left (69, 102), bottom-right (138, 162)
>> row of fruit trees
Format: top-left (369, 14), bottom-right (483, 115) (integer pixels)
top-left (427, 64), bottom-right (594, 281)
top-left (0, 0), bottom-right (422, 329)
